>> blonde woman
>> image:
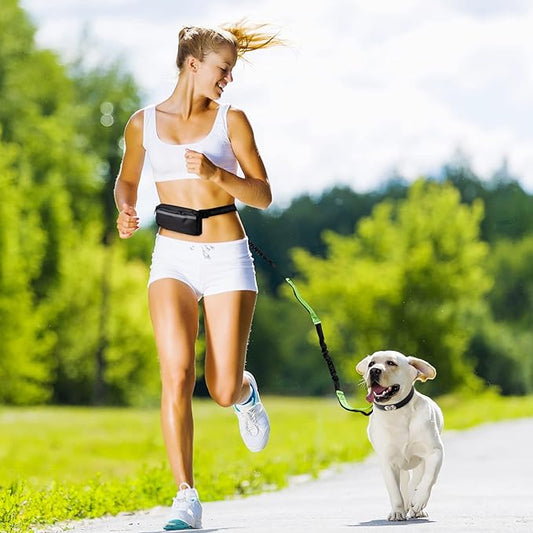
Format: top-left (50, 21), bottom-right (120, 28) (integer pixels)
top-left (114, 22), bottom-right (282, 530)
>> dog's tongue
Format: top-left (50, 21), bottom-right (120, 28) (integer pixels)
top-left (366, 384), bottom-right (388, 403)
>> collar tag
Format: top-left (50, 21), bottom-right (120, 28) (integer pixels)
top-left (374, 387), bottom-right (415, 412)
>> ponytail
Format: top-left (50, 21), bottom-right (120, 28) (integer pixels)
top-left (176, 19), bottom-right (284, 70)
top-left (220, 19), bottom-right (285, 59)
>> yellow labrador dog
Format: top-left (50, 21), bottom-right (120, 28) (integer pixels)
top-left (356, 350), bottom-right (444, 521)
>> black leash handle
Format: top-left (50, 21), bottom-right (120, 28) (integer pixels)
top-left (314, 314), bottom-right (372, 416)
top-left (249, 241), bottom-right (372, 416)
top-left (315, 322), bottom-right (340, 390)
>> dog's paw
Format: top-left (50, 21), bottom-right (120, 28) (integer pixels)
top-left (408, 508), bottom-right (429, 519)
top-left (388, 510), bottom-right (407, 521)
top-left (410, 490), bottom-right (430, 516)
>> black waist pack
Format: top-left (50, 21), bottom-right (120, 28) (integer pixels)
top-left (155, 203), bottom-right (237, 236)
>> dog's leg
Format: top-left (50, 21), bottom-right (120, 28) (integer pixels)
top-left (400, 470), bottom-right (410, 515)
top-left (410, 447), bottom-right (443, 516)
top-left (408, 464), bottom-right (428, 518)
top-left (381, 465), bottom-right (407, 521)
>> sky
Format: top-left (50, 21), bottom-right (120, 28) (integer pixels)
top-left (22, 0), bottom-right (533, 221)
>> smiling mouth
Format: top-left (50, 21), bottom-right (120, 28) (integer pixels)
top-left (366, 383), bottom-right (401, 403)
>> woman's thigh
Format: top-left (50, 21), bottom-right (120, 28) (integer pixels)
top-left (148, 279), bottom-right (199, 386)
top-left (202, 290), bottom-right (257, 404)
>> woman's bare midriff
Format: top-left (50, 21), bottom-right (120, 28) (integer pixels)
top-left (156, 179), bottom-right (246, 243)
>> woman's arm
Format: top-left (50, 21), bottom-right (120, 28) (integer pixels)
top-left (114, 110), bottom-right (146, 238)
top-left (185, 108), bottom-right (272, 209)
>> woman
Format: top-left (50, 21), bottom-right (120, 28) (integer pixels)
top-left (114, 22), bottom-right (282, 530)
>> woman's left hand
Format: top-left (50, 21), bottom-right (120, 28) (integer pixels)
top-left (185, 149), bottom-right (219, 181)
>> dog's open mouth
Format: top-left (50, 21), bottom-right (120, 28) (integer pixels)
top-left (366, 383), bottom-right (401, 403)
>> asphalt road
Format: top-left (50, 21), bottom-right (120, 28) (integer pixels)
top-left (41, 417), bottom-right (533, 533)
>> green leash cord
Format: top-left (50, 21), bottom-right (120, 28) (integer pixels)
top-left (284, 277), bottom-right (372, 416)
top-left (248, 241), bottom-right (371, 415)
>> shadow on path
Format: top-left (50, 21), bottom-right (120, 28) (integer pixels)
top-left (349, 518), bottom-right (434, 527)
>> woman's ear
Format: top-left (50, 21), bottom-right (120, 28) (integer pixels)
top-left (186, 55), bottom-right (199, 73)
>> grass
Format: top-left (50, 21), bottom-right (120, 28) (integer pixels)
top-left (1, 392), bottom-right (533, 532)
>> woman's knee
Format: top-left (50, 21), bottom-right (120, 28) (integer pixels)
top-left (161, 364), bottom-right (196, 399)
top-left (206, 378), bottom-right (242, 407)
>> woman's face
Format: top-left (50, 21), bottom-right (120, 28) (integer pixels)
top-left (195, 45), bottom-right (237, 100)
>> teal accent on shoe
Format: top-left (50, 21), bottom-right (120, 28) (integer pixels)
top-left (164, 519), bottom-right (193, 530)
top-left (240, 385), bottom-right (256, 407)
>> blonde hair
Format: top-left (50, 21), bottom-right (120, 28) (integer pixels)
top-left (176, 20), bottom-right (284, 70)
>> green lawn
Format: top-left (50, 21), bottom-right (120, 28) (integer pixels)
top-left (1, 393), bottom-right (533, 532)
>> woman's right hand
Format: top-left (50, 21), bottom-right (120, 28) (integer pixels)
top-left (116, 203), bottom-right (139, 239)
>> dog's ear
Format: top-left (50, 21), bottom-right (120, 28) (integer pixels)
top-left (408, 357), bottom-right (437, 382)
top-left (356, 356), bottom-right (371, 375)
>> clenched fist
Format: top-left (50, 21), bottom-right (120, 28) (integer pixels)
top-left (116, 203), bottom-right (139, 239)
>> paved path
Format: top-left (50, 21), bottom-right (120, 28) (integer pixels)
top-left (42, 418), bottom-right (533, 533)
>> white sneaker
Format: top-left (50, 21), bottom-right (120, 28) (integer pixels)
top-left (234, 371), bottom-right (270, 452)
top-left (164, 483), bottom-right (202, 530)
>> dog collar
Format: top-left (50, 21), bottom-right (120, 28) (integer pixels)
top-left (373, 387), bottom-right (415, 411)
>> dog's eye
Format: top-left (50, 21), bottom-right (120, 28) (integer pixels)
top-left (368, 361), bottom-right (375, 368)
top-left (387, 361), bottom-right (397, 367)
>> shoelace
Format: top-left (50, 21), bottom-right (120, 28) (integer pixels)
top-left (173, 483), bottom-right (197, 507)
top-left (243, 404), bottom-right (260, 436)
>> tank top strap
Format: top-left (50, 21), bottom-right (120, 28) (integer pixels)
top-left (215, 103), bottom-right (231, 137)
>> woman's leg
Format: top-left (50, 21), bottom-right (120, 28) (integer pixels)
top-left (202, 290), bottom-right (257, 407)
top-left (149, 278), bottom-right (199, 487)
top-left (203, 289), bottom-right (270, 453)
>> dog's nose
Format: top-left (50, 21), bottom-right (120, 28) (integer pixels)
top-left (370, 367), bottom-right (382, 381)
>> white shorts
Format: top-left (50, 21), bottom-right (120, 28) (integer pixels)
top-left (148, 234), bottom-right (258, 300)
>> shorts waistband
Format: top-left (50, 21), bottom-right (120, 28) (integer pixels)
top-left (155, 233), bottom-right (249, 251)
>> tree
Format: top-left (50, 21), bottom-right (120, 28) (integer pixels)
top-left (0, 0), bottom-right (97, 403)
top-left (290, 180), bottom-right (491, 395)
top-left (488, 236), bottom-right (533, 328)
top-left (0, 143), bottom-right (51, 403)
top-left (0, 0), bottom-right (154, 405)
top-left (69, 54), bottom-right (142, 404)
top-left (467, 235), bottom-right (533, 395)
top-left (469, 319), bottom-right (533, 395)
top-left (443, 157), bottom-right (533, 242)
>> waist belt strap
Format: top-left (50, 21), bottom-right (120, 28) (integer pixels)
top-left (198, 204), bottom-right (237, 219)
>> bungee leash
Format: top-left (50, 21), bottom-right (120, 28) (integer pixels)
top-left (249, 241), bottom-right (372, 416)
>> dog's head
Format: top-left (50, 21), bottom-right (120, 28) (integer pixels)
top-left (356, 350), bottom-right (436, 405)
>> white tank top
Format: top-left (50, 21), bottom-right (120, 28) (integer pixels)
top-left (142, 103), bottom-right (239, 182)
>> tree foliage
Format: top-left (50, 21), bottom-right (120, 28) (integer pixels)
top-left (287, 180), bottom-right (491, 395)
top-left (469, 236), bottom-right (533, 395)
top-left (243, 168), bottom-right (533, 397)
top-left (0, 143), bottom-right (50, 403)
top-left (0, 0), bottom-right (156, 405)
